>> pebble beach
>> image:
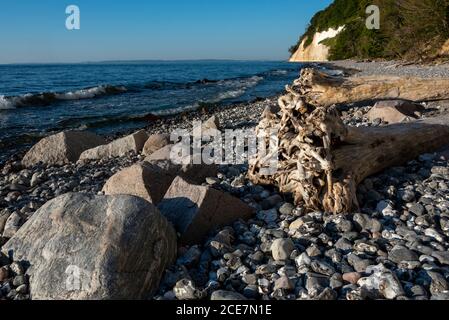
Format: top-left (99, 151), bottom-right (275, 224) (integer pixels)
top-left (1, 61), bottom-right (449, 300)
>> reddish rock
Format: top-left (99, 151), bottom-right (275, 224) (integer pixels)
top-left (142, 134), bottom-right (172, 156)
top-left (343, 272), bottom-right (362, 284)
top-left (102, 162), bottom-right (176, 205)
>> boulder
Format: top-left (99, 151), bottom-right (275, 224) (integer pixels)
top-left (142, 134), bottom-right (172, 156)
top-left (145, 145), bottom-right (174, 162)
top-left (202, 115), bottom-right (220, 135)
top-left (79, 130), bottom-right (148, 160)
top-left (102, 162), bottom-right (176, 205)
top-left (180, 163), bottom-right (218, 185)
top-left (145, 158), bottom-right (218, 185)
top-left (367, 100), bottom-right (425, 124)
top-left (22, 131), bottom-right (106, 167)
top-left (158, 176), bottom-right (254, 245)
top-left (2, 193), bottom-right (177, 300)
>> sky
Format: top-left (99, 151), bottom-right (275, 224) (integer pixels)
top-left (0, 0), bottom-right (332, 64)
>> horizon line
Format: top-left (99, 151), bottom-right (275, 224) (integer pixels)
top-left (0, 58), bottom-right (291, 66)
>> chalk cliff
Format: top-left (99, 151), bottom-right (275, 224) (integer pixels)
top-left (289, 26), bottom-right (344, 62)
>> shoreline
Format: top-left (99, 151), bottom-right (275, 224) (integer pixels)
top-left (0, 95), bottom-right (280, 168)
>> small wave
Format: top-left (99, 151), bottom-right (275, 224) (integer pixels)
top-left (215, 89), bottom-right (246, 101)
top-left (55, 85), bottom-right (127, 100)
top-left (270, 69), bottom-right (288, 75)
top-left (0, 95), bottom-right (14, 110)
top-left (0, 85), bottom-right (128, 110)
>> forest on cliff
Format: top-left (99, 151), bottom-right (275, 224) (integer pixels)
top-left (289, 0), bottom-right (449, 61)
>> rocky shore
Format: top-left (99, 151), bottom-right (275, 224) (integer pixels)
top-left (1, 62), bottom-right (449, 301)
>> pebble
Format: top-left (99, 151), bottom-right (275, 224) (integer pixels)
top-left (173, 279), bottom-right (204, 300)
top-left (342, 272), bottom-right (362, 285)
top-left (432, 251), bottom-right (449, 266)
top-left (211, 290), bottom-right (247, 301)
top-left (271, 239), bottom-right (295, 261)
top-left (388, 245), bottom-right (419, 264)
top-left (278, 203), bottom-right (295, 216)
top-left (274, 276), bottom-right (295, 291)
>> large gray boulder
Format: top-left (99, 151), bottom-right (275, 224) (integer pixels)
top-left (79, 130), bottom-right (148, 160)
top-left (22, 131), bottom-right (106, 167)
top-left (102, 162), bottom-right (176, 205)
top-left (158, 176), bottom-right (254, 245)
top-left (2, 193), bottom-right (177, 300)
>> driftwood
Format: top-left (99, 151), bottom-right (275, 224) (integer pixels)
top-left (299, 68), bottom-right (449, 106)
top-left (248, 68), bottom-right (449, 214)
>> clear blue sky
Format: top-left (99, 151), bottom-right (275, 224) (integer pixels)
top-left (0, 0), bottom-right (332, 64)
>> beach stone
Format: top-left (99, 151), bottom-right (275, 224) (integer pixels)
top-left (22, 131), bottom-right (106, 167)
top-left (142, 134), bottom-right (171, 156)
top-left (145, 145), bottom-right (174, 162)
top-left (211, 290), bottom-right (247, 301)
top-left (432, 251), bottom-right (449, 266)
top-left (243, 285), bottom-right (259, 299)
top-left (2, 212), bottom-right (22, 239)
top-left (0, 266), bottom-right (9, 282)
top-left (367, 100), bottom-right (424, 124)
top-left (0, 210), bottom-right (12, 235)
top-left (271, 239), bottom-right (295, 261)
top-left (80, 130), bottom-right (148, 160)
top-left (158, 176), bottom-right (254, 245)
top-left (1, 193), bottom-right (177, 300)
top-left (343, 272), bottom-right (362, 285)
top-left (427, 271), bottom-right (449, 295)
top-left (305, 273), bottom-right (329, 297)
top-left (279, 203), bottom-right (295, 216)
top-left (409, 203), bottom-right (425, 216)
top-left (174, 279), bottom-right (204, 300)
top-left (315, 287), bottom-right (338, 300)
top-left (389, 245), bottom-right (419, 264)
top-left (352, 213), bottom-right (382, 233)
top-left (310, 260), bottom-right (335, 276)
top-left (202, 116), bottom-right (220, 136)
top-left (347, 253), bottom-right (373, 273)
top-left (358, 270), bottom-right (405, 300)
top-left (432, 292), bottom-right (449, 300)
top-left (274, 276), bottom-right (295, 291)
top-left (102, 162), bottom-right (176, 205)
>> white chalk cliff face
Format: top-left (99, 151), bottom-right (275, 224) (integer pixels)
top-left (290, 26), bottom-right (345, 62)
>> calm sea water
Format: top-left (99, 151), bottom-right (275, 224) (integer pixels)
top-left (0, 60), bottom-right (300, 163)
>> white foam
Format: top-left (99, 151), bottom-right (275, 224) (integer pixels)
top-left (216, 89), bottom-right (245, 101)
top-left (0, 95), bottom-right (14, 110)
top-left (55, 85), bottom-right (127, 100)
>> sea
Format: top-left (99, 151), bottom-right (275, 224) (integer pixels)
top-left (0, 60), bottom-right (301, 164)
